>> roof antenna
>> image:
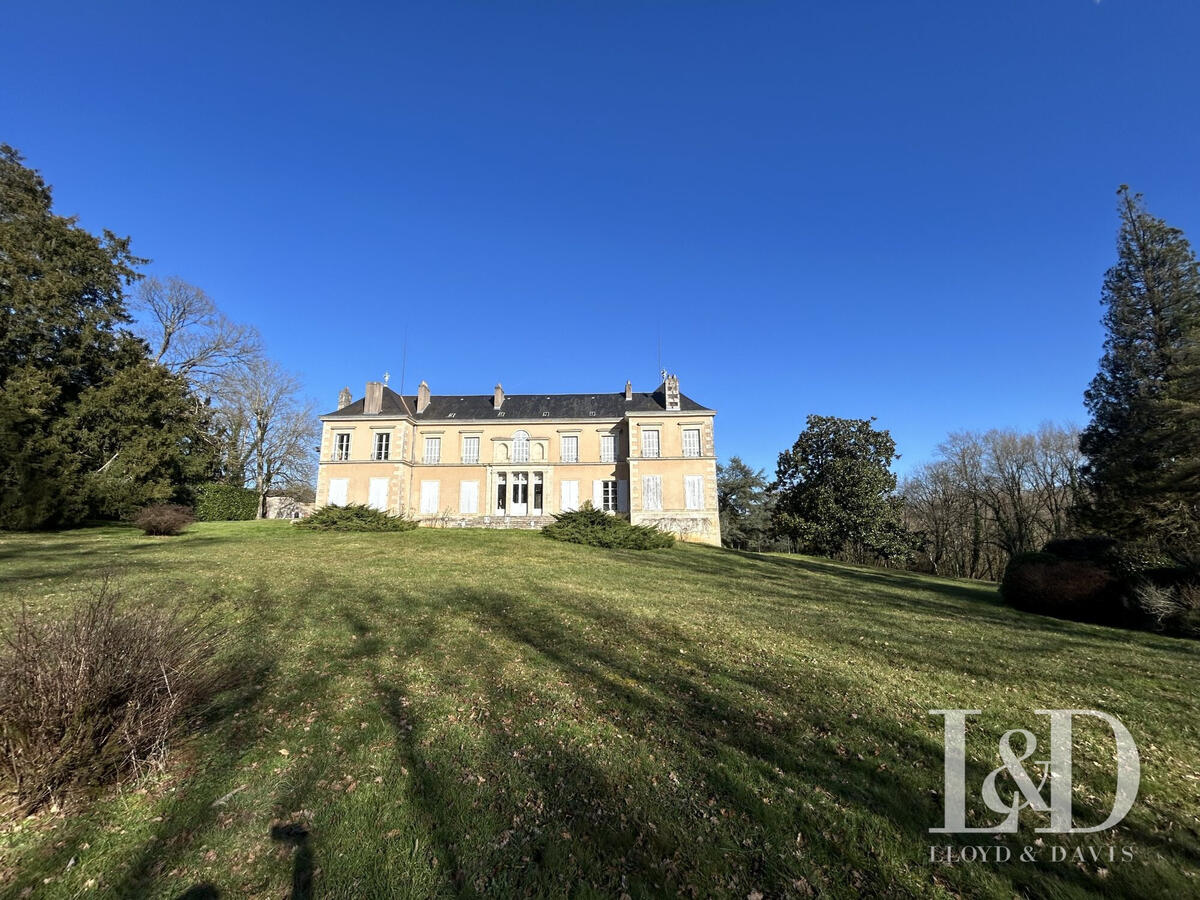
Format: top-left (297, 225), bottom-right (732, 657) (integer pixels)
top-left (657, 323), bottom-right (662, 384)
top-left (399, 332), bottom-right (408, 396)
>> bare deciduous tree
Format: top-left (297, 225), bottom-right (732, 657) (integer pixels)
top-left (133, 276), bottom-right (262, 384)
top-left (902, 423), bottom-right (1083, 580)
top-left (216, 360), bottom-right (318, 518)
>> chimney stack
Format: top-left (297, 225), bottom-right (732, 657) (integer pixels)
top-left (417, 380), bottom-right (431, 414)
top-left (338, 386), bottom-right (352, 410)
top-left (624, 380), bottom-right (633, 402)
top-left (664, 373), bottom-right (680, 411)
top-left (364, 381), bottom-right (383, 415)
top-left (493, 383), bottom-right (505, 410)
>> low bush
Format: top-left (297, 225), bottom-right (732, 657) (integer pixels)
top-left (133, 503), bottom-right (194, 536)
top-left (296, 504), bottom-right (417, 532)
top-left (542, 503), bottom-right (675, 550)
top-left (1134, 581), bottom-right (1200, 637)
top-left (0, 577), bottom-right (230, 813)
top-left (193, 483), bottom-right (259, 521)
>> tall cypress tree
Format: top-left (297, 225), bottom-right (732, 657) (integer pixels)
top-left (1080, 187), bottom-right (1200, 553)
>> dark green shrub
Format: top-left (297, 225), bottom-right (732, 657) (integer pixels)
top-left (542, 503), bottom-right (675, 550)
top-left (1041, 536), bottom-right (1118, 562)
top-left (0, 578), bottom-right (230, 813)
top-left (133, 503), bottom-right (193, 536)
top-left (1000, 551), bottom-right (1128, 626)
top-left (296, 504), bottom-right (417, 532)
top-left (193, 483), bottom-right (258, 521)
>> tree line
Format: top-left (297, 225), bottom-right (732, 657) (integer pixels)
top-left (720, 186), bottom-right (1199, 578)
top-left (0, 145), bottom-right (317, 529)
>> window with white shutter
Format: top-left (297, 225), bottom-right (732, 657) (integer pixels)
top-left (560, 435), bottom-right (578, 463)
top-left (459, 481), bottom-right (478, 514)
top-left (368, 477), bottom-right (389, 510)
top-left (561, 480), bottom-right (579, 512)
top-left (420, 481), bottom-right (440, 514)
top-left (327, 478), bottom-right (348, 506)
top-left (601, 480), bottom-right (618, 511)
top-left (642, 429), bottom-right (660, 458)
top-left (462, 436), bottom-right (479, 464)
top-left (600, 434), bottom-right (616, 462)
top-left (642, 475), bottom-right (662, 511)
top-left (424, 436), bottom-right (441, 464)
top-left (685, 475), bottom-right (704, 510)
top-left (513, 430), bottom-right (530, 462)
top-left (682, 428), bottom-right (701, 458)
top-left (333, 433), bottom-right (351, 461)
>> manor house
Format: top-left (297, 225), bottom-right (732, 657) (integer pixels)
top-left (315, 374), bottom-right (720, 544)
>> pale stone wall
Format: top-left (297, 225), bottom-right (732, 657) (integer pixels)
top-left (316, 405), bottom-right (721, 545)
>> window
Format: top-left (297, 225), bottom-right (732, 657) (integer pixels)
top-left (419, 481), bottom-right (440, 514)
top-left (327, 478), bottom-right (348, 506)
top-left (642, 429), bottom-right (660, 458)
top-left (533, 473), bottom-right (543, 514)
top-left (372, 432), bottom-right (390, 460)
top-left (601, 480), bottom-right (618, 512)
top-left (685, 475), bottom-right (704, 510)
top-left (642, 475), bottom-right (663, 511)
top-left (462, 436), bottom-right (480, 464)
top-left (333, 432), bottom-right (351, 461)
top-left (513, 430), bottom-right (530, 463)
top-left (560, 480), bottom-right (579, 512)
top-left (423, 436), bottom-right (441, 464)
top-left (496, 473), bottom-right (507, 513)
top-left (460, 481), bottom-right (479, 514)
top-left (368, 477), bottom-right (389, 510)
top-left (682, 428), bottom-right (701, 458)
top-left (600, 433), bottom-right (616, 463)
top-left (560, 435), bottom-right (578, 463)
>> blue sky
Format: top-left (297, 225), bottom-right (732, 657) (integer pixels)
top-left (4, 1), bottom-right (1199, 477)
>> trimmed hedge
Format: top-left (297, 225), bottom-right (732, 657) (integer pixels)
top-left (1000, 551), bottom-right (1128, 626)
top-left (542, 503), bottom-right (674, 550)
top-left (296, 504), bottom-right (417, 532)
top-left (194, 484), bottom-right (258, 521)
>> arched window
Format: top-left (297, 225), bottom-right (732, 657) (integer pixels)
top-left (512, 430), bottom-right (530, 463)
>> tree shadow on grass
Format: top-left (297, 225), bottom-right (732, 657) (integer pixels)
top-left (350, 583), bottom-right (1199, 898)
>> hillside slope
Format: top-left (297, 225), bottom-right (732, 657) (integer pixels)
top-left (1, 523), bottom-right (1197, 898)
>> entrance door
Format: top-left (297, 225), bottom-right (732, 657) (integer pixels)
top-left (368, 477), bottom-right (389, 511)
top-left (511, 472), bottom-right (529, 515)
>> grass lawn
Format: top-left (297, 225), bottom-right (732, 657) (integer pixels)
top-left (1, 523), bottom-right (1198, 899)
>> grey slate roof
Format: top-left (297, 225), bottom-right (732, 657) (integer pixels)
top-left (323, 385), bottom-right (713, 420)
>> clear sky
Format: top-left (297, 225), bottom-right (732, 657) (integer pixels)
top-left (4, 1), bottom-right (1199, 478)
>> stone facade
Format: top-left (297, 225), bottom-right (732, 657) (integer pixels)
top-left (315, 376), bottom-right (721, 545)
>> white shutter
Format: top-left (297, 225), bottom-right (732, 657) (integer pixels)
top-left (327, 478), bottom-right (348, 507)
top-left (643, 429), bottom-right (659, 458)
top-left (420, 481), bottom-right (440, 514)
top-left (642, 475), bottom-right (661, 511)
top-left (592, 480), bottom-right (603, 509)
top-left (368, 477), bottom-right (389, 511)
top-left (618, 479), bottom-right (629, 512)
top-left (685, 475), bottom-right (704, 510)
top-left (561, 480), bottom-right (579, 512)
top-left (460, 481), bottom-right (478, 514)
